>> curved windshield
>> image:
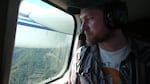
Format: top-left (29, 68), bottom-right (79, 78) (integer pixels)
top-left (9, 0), bottom-right (75, 84)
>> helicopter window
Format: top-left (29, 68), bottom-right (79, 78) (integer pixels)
top-left (9, 0), bottom-right (75, 83)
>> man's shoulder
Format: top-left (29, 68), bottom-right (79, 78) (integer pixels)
top-left (75, 45), bottom-right (93, 59)
top-left (130, 38), bottom-right (150, 61)
top-left (131, 38), bottom-right (150, 50)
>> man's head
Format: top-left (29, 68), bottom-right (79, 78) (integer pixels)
top-left (67, 0), bottom-right (128, 45)
top-left (80, 8), bottom-right (113, 44)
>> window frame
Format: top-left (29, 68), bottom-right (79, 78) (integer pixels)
top-left (7, 0), bottom-right (78, 84)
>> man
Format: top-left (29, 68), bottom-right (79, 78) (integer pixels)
top-left (67, 0), bottom-right (150, 84)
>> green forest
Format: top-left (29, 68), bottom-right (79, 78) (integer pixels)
top-left (9, 47), bottom-right (68, 84)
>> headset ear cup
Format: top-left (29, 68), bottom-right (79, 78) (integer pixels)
top-left (113, 6), bottom-right (128, 28)
top-left (105, 9), bottom-right (115, 29)
top-left (105, 3), bottom-right (128, 29)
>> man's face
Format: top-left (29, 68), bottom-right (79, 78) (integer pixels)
top-left (80, 8), bottom-right (112, 45)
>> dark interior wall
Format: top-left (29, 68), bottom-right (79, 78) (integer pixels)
top-left (0, 0), bottom-right (20, 84)
top-left (126, 19), bottom-right (150, 42)
top-left (0, 0), bottom-right (9, 83)
top-left (127, 0), bottom-right (150, 21)
top-left (126, 0), bottom-right (150, 42)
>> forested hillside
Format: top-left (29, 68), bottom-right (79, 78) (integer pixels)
top-left (10, 47), bottom-right (67, 84)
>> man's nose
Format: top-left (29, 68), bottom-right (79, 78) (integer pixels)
top-left (81, 22), bottom-right (88, 31)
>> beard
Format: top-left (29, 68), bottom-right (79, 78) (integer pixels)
top-left (85, 29), bottom-right (113, 45)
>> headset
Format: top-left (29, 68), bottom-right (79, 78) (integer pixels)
top-left (104, 2), bottom-right (128, 29)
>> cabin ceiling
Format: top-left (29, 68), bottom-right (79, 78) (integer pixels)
top-left (44, 0), bottom-right (150, 22)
